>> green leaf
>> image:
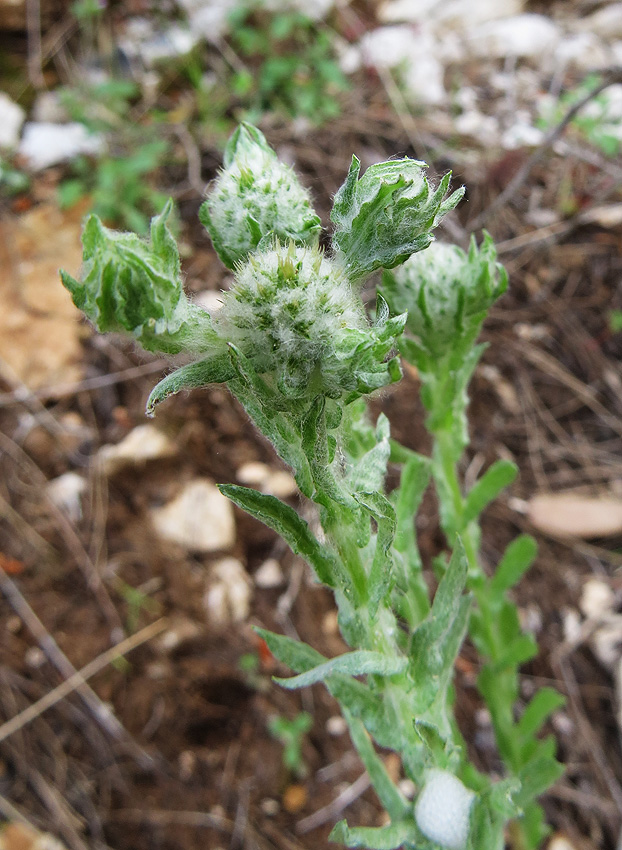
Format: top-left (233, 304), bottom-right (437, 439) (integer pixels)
top-left (219, 485), bottom-right (341, 588)
top-left (146, 355), bottom-right (234, 415)
top-left (463, 460), bottom-right (518, 525)
top-left (255, 627), bottom-right (326, 673)
top-left (490, 535), bottom-right (538, 598)
top-left (356, 491), bottom-right (396, 617)
top-left (330, 820), bottom-right (420, 849)
top-left (348, 413), bottom-right (391, 494)
top-left (517, 688), bottom-right (565, 742)
top-left (409, 543), bottom-right (471, 708)
top-left (344, 710), bottom-right (410, 822)
top-left (331, 155), bottom-right (464, 280)
top-left (490, 634), bottom-right (539, 673)
top-left (394, 453), bottom-right (431, 552)
top-left (275, 649), bottom-right (407, 690)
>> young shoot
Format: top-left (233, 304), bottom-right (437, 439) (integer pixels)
top-left (61, 122), bottom-right (562, 850)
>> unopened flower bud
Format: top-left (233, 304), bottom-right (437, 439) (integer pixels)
top-left (200, 123), bottom-right (321, 269)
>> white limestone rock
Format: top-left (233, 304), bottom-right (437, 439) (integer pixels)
top-left (464, 14), bottom-right (561, 60)
top-left (151, 478), bottom-right (236, 552)
top-left (0, 92), bottom-right (25, 150)
top-left (18, 122), bottom-right (104, 171)
top-left (203, 557), bottom-right (252, 627)
top-left (98, 424), bottom-right (177, 475)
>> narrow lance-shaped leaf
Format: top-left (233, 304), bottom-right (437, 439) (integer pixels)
top-left (463, 460), bottom-right (518, 526)
top-left (254, 627), bottom-right (326, 674)
top-left (517, 687), bottom-right (566, 742)
top-left (275, 650), bottom-right (407, 690)
top-left (344, 709), bottom-right (411, 822)
top-left (146, 355), bottom-right (234, 416)
top-left (219, 485), bottom-right (342, 588)
top-left (490, 535), bottom-right (538, 599)
top-left (330, 820), bottom-right (421, 850)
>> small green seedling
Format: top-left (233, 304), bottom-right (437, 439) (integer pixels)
top-left (269, 711), bottom-right (313, 779)
top-left (61, 123), bottom-right (563, 850)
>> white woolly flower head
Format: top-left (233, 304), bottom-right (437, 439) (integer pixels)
top-left (200, 123), bottom-right (321, 270)
top-left (414, 769), bottom-right (476, 850)
top-left (216, 242), bottom-right (367, 399)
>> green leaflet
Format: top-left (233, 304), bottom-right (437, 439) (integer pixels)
top-left (517, 688), bottom-right (565, 743)
top-left (146, 355), bottom-right (234, 415)
top-left (490, 535), bottom-right (538, 599)
top-left (409, 543), bottom-right (471, 707)
top-left (330, 820), bottom-right (421, 850)
top-left (274, 649), bottom-right (407, 690)
top-left (331, 155), bottom-right (464, 281)
top-left (344, 709), bottom-right (410, 822)
top-left (462, 460), bottom-right (518, 525)
top-left (254, 627), bottom-right (326, 673)
top-left (219, 485), bottom-right (342, 588)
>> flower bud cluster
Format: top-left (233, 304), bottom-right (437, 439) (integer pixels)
top-left (381, 233), bottom-right (508, 361)
top-left (216, 242), bottom-right (403, 401)
top-left (60, 201), bottom-right (216, 354)
top-left (200, 123), bottom-right (321, 270)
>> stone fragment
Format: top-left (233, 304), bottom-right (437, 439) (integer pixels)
top-left (151, 478), bottom-right (236, 552)
top-left (203, 557), bottom-right (252, 627)
top-left (464, 14), bottom-right (561, 60)
top-left (98, 424), bottom-right (177, 475)
top-left (254, 558), bottom-right (284, 588)
top-left (18, 122), bottom-right (104, 171)
top-left (45, 472), bottom-right (87, 522)
top-left (0, 92), bottom-right (25, 149)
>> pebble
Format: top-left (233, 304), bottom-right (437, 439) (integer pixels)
top-left (18, 122), bottom-right (104, 171)
top-left (0, 92), bottom-right (25, 150)
top-left (45, 472), bottom-right (87, 522)
top-left (203, 557), bottom-right (252, 627)
top-left (326, 715), bottom-right (348, 736)
top-left (151, 479), bottom-right (236, 552)
top-left (98, 424), bottom-right (177, 475)
top-left (254, 558), bottom-right (284, 589)
top-left (464, 14), bottom-right (561, 60)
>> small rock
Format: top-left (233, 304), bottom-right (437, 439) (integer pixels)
top-left (151, 478), bottom-right (236, 552)
top-left (379, 0), bottom-right (524, 27)
top-left (45, 472), bottom-right (87, 522)
top-left (254, 558), bottom-right (284, 589)
top-left (203, 557), bottom-right (252, 627)
top-left (0, 93), bottom-right (25, 150)
top-left (359, 25), bottom-right (446, 105)
top-left (580, 578), bottom-right (615, 621)
top-left (98, 424), bottom-right (177, 475)
top-left (263, 470), bottom-right (297, 499)
top-left (176, 0), bottom-right (239, 42)
top-left (547, 834), bottom-right (579, 850)
top-left (31, 91), bottom-right (69, 124)
top-left (18, 122), bottom-right (104, 171)
top-left (465, 14), bottom-right (560, 60)
top-left (237, 461), bottom-right (271, 486)
top-left (326, 715), bottom-right (348, 736)
top-left (237, 461), bottom-right (297, 498)
top-left (554, 33), bottom-right (610, 71)
top-left (118, 18), bottom-right (200, 67)
top-left (158, 617), bottom-right (202, 653)
top-left (260, 798), bottom-right (280, 816)
top-left (577, 3), bottom-right (622, 40)
top-left (25, 646), bottom-right (46, 668)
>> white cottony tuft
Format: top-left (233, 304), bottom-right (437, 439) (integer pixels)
top-left (414, 769), bottom-right (475, 850)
